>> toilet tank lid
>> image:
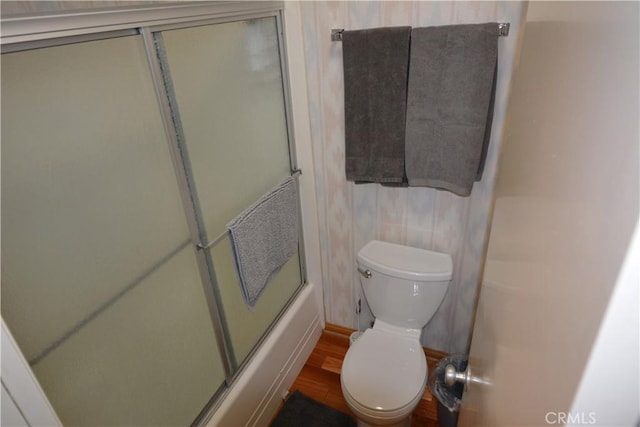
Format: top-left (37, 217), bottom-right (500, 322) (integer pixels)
top-left (357, 240), bottom-right (452, 281)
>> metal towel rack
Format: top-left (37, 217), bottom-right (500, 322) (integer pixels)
top-left (331, 22), bottom-right (510, 41)
top-left (196, 169), bottom-right (302, 251)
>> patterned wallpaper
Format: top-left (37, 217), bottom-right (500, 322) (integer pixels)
top-left (300, 1), bottom-right (527, 353)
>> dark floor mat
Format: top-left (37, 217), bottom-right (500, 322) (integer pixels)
top-left (270, 391), bottom-right (357, 427)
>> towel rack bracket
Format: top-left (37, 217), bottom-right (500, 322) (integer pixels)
top-left (498, 22), bottom-right (510, 36)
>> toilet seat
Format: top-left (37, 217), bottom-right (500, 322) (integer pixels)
top-left (341, 328), bottom-right (427, 419)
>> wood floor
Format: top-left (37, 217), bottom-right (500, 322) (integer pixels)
top-left (286, 324), bottom-right (443, 427)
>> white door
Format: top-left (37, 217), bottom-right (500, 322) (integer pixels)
top-left (458, 2), bottom-right (639, 426)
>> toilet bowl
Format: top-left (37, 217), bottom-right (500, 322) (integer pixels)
top-left (340, 240), bottom-right (452, 426)
top-left (341, 327), bottom-right (426, 427)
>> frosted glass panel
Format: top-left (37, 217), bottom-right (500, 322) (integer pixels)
top-left (161, 17), bottom-right (303, 367)
top-left (162, 17), bottom-right (292, 236)
top-left (1, 36), bottom-right (224, 425)
top-left (211, 238), bottom-right (302, 364)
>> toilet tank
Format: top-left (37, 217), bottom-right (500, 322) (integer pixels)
top-left (357, 240), bottom-right (453, 329)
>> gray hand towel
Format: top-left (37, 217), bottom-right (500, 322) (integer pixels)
top-left (343, 26), bottom-right (411, 183)
top-left (227, 177), bottom-right (299, 309)
top-left (405, 23), bottom-right (499, 196)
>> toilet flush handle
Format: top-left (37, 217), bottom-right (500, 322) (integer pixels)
top-left (357, 268), bottom-right (372, 279)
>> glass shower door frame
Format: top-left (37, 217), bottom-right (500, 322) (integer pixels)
top-left (1, 3), bottom-right (307, 425)
top-left (141, 9), bottom-right (306, 386)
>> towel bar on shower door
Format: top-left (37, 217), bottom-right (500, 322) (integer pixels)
top-left (196, 169), bottom-right (302, 251)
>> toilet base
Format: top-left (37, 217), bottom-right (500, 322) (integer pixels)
top-left (354, 415), bottom-right (412, 427)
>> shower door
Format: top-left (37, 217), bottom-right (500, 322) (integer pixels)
top-left (1, 34), bottom-right (225, 426)
top-left (151, 14), bottom-right (303, 372)
top-left (1, 6), bottom-right (303, 426)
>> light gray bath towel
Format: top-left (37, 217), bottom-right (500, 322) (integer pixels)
top-left (405, 23), bottom-right (499, 196)
top-left (343, 26), bottom-right (411, 183)
top-left (227, 177), bottom-right (299, 309)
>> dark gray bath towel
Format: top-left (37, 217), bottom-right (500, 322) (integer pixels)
top-left (405, 23), bottom-right (499, 196)
top-left (343, 26), bottom-right (411, 183)
top-left (227, 177), bottom-right (299, 309)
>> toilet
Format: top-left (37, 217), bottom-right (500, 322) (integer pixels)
top-left (341, 240), bottom-right (452, 427)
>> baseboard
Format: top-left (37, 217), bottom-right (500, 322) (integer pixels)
top-left (324, 322), bottom-right (449, 360)
top-left (324, 323), bottom-right (356, 337)
top-left (206, 284), bottom-right (323, 427)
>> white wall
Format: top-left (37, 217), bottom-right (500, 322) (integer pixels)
top-left (460, 1), bottom-right (639, 425)
top-left (1, 319), bottom-right (62, 426)
top-left (570, 221), bottom-right (639, 427)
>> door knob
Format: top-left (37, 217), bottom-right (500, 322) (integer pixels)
top-left (444, 364), bottom-right (470, 387)
top-left (443, 363), bottom-right (490, 391)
